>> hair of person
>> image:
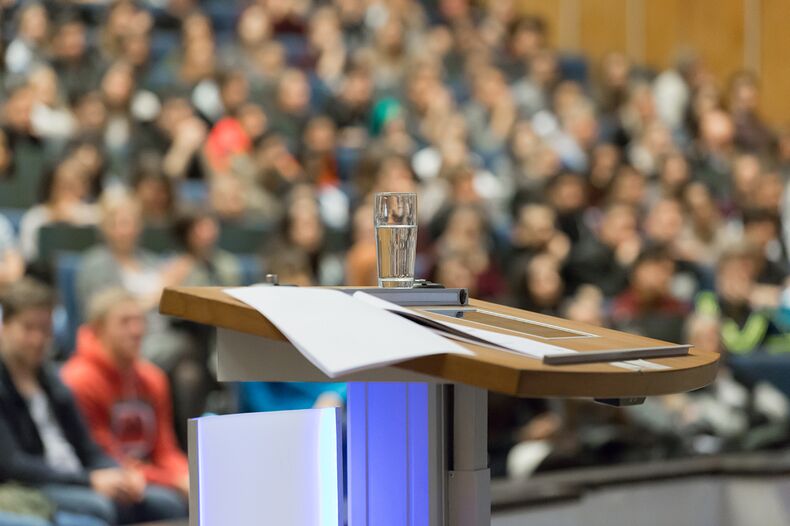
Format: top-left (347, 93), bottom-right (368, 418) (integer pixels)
top-left (172, 209), bottom-right (214, 251)
top-left (99, 188), bottom-right (142, 223)
top-left (86, 287), bottom-right (138, 325)
top-left (741, 207), bottom-right (780, 227)
top-left (633, 243), bottom-right (673, 268)
top-left (716, 242), bottom-right (759, 271)
top-left (0, 278), bottom-right (55, 322)
top-left (507, 15), bottom-right (547, 40)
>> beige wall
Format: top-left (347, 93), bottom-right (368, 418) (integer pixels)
top-left (518, 0), bottom-right (790, 125)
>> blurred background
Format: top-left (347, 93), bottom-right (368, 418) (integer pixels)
top-left (0, 0), bottom-right (789, 523)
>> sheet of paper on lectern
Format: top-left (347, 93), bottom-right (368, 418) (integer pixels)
top-left (224, 287), bottom-right (473, 377)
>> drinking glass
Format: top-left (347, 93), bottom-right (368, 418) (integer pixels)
top-left (374, 192), bottom-right (417, 288)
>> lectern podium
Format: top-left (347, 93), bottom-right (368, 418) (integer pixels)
top-left (160, 286), bottom-right (719, 526)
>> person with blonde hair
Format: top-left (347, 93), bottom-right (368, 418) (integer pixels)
top-left (62, 288), bottom-right (188, 516)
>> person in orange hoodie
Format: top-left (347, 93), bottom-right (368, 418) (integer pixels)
top-left (61, 288), bottom-right (189, 509)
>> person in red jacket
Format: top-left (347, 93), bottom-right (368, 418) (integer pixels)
top-left (61, 288), bottom-right (190, 504)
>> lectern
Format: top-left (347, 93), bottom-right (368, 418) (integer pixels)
top-left (160, 286), bottom-right (719, 526)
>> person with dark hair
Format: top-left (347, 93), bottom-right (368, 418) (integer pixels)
top-left (741, 207), bottom-right (788, 286)
top-left (611, 245), bottom-right (690, 342)
top-left (727, 70), bottom-right (774, 154)
top-left (0, 279), bottom-right (185, 525)
top-left (18, 157), bottom-right (99, 262)
top-left (50, 13), bottom-right (105, 103)
top-left (131, 167), bottom-right (176, 228)
top-left (695, 244), bottom-right (787, 354)
top-left (170, 211), bottom-right (241, 287)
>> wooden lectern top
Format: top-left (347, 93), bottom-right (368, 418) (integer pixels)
top-left (159, 286), bottom-right (719, 398)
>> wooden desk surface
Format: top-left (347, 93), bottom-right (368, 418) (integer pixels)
top-left (159, 287), bottom-right (719, 398)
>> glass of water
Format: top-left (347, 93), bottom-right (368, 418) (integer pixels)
top-left (374, 192), bottom-right (417, 288)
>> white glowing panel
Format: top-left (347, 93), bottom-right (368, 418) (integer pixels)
top-left (189, 408), bottom-right (343, 526)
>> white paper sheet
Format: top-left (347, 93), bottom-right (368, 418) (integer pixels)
top-left (225, 287), bottom-right (473, 378)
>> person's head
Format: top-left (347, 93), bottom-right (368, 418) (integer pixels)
top-left (209, 175), bottom-right (246, 222)
top-left (472, 67), bottom-right (507, 109)
top-left (174, 211), bottom-right (220, 257)
top-left (237, 4), bottom-right (271, 47)
top-left (39, 157), bottom-right (88, 205)
top-left (563, 285), bottom-right (605, 326)
top-left (751, 172), bottom-right (783, 212)
top-left (303, 116), bottom-right (337, 154)
top-left (507, 15), bottom-right (546, 61)
top-left (435, 251), bottom-right (477, 294)
top-left (441, 206), bottom-right (487, 252)
top-left (132, 166), bottom-right (174, 223)
top-left (277, 69), bottom-right (310, 115)
top-left (629, 246), bottom-right (676, 300)
top-left (120, 29), bottom-right (151, 68)
top-left (87, 288), bottom-right (145, 369)
top-left (28, 66), bottom-right (60, 107)
top-left (644, 198), bottom-right (684, 244)
top-left (0, 279), bottom-right (55, 371)
top-left (17, 3), bottom-right (49, 44)
top-left (308, 6), bottom-right (342, 49)
top-left (599, 203), bottom-right (639, 248)
top-left (731, 152), bottom-right (762, 199)
top-left (3, 84), bottom-right (35, 134)
top-left (99, 191), bottom-right (143, 256)
top-left (716, 244), bottom-right (758, 304)
top-left (607, 165), bottom-right (646, 208)
top-left (52, 15), bottom-right (87, 62)
top-left (218, 70), bottom-right (249, 116)
top-left (728, 70), bottom-right (760, 115)
top-left (101, 61), bottom-right (136, 111)
top-left (513, 203), bottom-right (557, 249)
top-left (685, 314), bottom-right (722, 355)
top-left (699, 109), bottom-right (734, 151)
top-left (524, 254), bottom-right (563, 307)
top-left (682, 181), bottom-right (720, 230)
top-left (339, 65), bottom-right (373, 107)
top-left (73, 91), bottom-right (108, 134)
top-left (742, 208), bottom-right (780, 249)
top-left (284, 191), bottom-right (324, 254)
top-left (546, 172), bottom-right (587, 213)
top-left (659, 152), bottom-right (690, 195)
top-left (266, 246), bottom-right (314, 286)
top-left (373, 155), bottom-right (415, 193)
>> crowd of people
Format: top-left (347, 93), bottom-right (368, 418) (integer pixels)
top-left (0, 0), bottom-right (789, 523)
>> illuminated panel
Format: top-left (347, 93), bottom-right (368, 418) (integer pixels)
top-left (192, 409), bottom-right (342, 526)
top-left (347, 382), bottom-right (431, 526)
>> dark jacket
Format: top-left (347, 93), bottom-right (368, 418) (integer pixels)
top-left (0, 360), bottom-right (116, 486)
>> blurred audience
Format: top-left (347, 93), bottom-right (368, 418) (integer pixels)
top-left (0, 0), bottom-right (789, 485)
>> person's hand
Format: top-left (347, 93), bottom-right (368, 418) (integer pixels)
top-left (547, 233), bottom-right (571, 262)
top-left (174, 117), bottom-right (207, 152)
top-left (175, 474), bottom-right (190, 498)
top-left (313, 392), bottom-right (343, 409)
top-left (90, 468), bottom-right (140, 504)
top-left (161, 256), bottom-right (196, 287)
top-left (122, 468), bottom-right (147, 503)
top-left (615, 236), bottom-right (642, 266)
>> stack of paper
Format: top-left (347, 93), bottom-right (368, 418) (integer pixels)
top-left (225, 287), bottom-right (474, 377)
